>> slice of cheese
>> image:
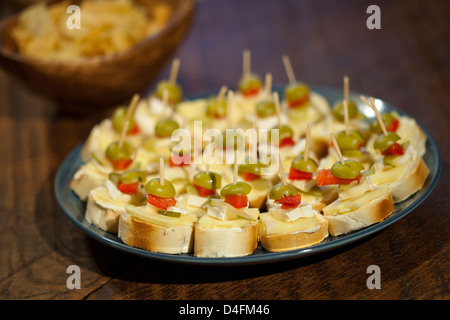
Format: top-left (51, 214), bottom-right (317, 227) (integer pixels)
top-left (197, 214), bottom-right (258, 229)
top-left (125, 204), bottom-right (197, 228)
top-left (370, 162), bottom-right (408, 185)
top-left (337, 176), bottom-right (374, 201)
top-left (259, 212), bottom-right (319, 236)
top-left (323, 186), bottom-right (390, 216)
top-left (207, 198), bottom-right (260, 221)
top-left (269, 203), bottom-right (314, 222)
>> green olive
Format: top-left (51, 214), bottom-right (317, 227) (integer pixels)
top-left (105, 141), bottom-right (134, 161)
top-left (330, 160), bottom-right (364, 179)
top-left (238, 73), bottom-right (262, 95)
top-left (291, 156), bottom-right (318, 173)
top-left (220, 181), bottom-right (252, 197)
top-left (119, 169), bottom-right (146, 184)
top-left (370, 113), bottom-right (395, 134)
top-left (238, 161), bottom-right (266, 176)
top-left (193, 171), bottom-right (222, 190)
top-left (206, 99), bottom-right (227, 118)
top-left (271, 124), bottom-right (294, 141)
top-left (256, 100), bottom-right (276, 118)
top-left (284, 82), bottom-right (310, 104)
top-left (112, 107), bottom-right (136, 134)
top-left (335, 130), bottom-right (365, 150)
top-left (373, 132), bottom-right (401, 152)
top-left (154, 80), bottom-right (183, 104)
top-left (108, 172), bottom-right (121, 185)
top-left (269, 183), bottom-right (299, 201)
top-left (144, 178), bottom-right (176, 198)
top-left (155, 119), bottom-right (179, 138)
top-left (331, 100), bottom-right (358, 121)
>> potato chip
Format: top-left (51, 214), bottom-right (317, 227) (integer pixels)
top-left (11, 0), bottom-right (172, 61)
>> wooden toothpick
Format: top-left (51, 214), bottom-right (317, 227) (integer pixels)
top-left (217, 85), bottom-right (227, 103)
top-left (264, 73), bottom-right (272, 102)
top-left (344, 76), bottom-right (349, 104)
top-left (169, 58), bottom-right (180, 85)
top-left (159, 158), bottom-right (165, 186)
top-left (370, 97), bottom-right (388, 136)
top-left (343, 99), bottom-right (350, 136)
top-left (278, 153), bottom-right (288, 185)
top-left (126, 93), bottom-right (140, 120)
top-left (243, 49), bottom-right (251, 77)
top-left (360, 95), bottom-right (388, 136)
top-left (330, 132), bottom-right (345, 164)
top-left (205, 151), bottom-right (210, 175)
top-left (303, 122), bottom-right (312, 162)
top-left (226, 89), bottom-right (234, 128)
top-left (273, 91), bottom-right (282, 130)
top-left (233, 150), bottom-right (239, 184)
top-left (282, 55), bottom-right (296, 85)
top-left (118, 119), bottom-right (130, 148)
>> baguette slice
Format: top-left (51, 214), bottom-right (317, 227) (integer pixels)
top-left (118, 205), bottom-right (197, 254)
top-left (389, 158), bottom-right (429, 202)
top-left (259, 211), bottom-right (328, 252)
top-left (85, 184), bottom-right (147, 234)
top-left (323, 187), bottom-right (394, 236)
top-left (370, 155), bottom-right (429, 203)
top-left (70, 161), bottom-right (109, 201)
top-left (194, 215), bottom-right (259, 257)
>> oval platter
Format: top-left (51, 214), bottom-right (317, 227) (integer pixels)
top-left (54, 85), bottom-right (442, 265)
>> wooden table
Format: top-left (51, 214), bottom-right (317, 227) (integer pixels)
top-left (0, 0), bottom-right (448, 302)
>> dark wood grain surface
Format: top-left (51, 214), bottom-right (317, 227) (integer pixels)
top-left (0, 0), bottom-right (448, 301)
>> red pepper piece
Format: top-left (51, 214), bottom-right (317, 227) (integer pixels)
top-left (117, 182), bottom-right (139, 194)
top-left (169, 155), bottom-right (192, 167)
top-left (224, 195), bottom-right (248, 209)
top-left (275, 194), bottom-right (302, 209)
top-left (193, 184), bottom-right (216, 197)
top-left (128, 123), bottom-right (140, 135)
top-left (386, 118), bottom-right (399, 133)
top-left (242, 87), bottom-right (261, 97)
top-left (107, 157), bottom-right (133, 171)
top-left (147, 194), bottom-right (177, 211)
top-left (279, 137), bottom-right (296, 148)
top-left (316, 169), bottom-right (361, 186)
top-left (287, 94), bottom-right (310, 108)
top-left (288, 167), bottom-right (313, 180)
top-left (381, 142), bottom-right (404, 156)
top-left (242, 171), bottom-right (261, 181)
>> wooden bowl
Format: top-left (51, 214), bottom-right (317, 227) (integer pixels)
top-left (0, 0), bottom-right (196, 114)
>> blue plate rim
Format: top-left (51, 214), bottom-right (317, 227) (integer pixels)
top-left (54, 85), bottom-right (442, 266)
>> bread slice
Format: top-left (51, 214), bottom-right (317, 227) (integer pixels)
top-left (194, 215), bottom-right (259, 257)
top-left (85, 183), bottom-right (147, 233)
top-left (370, 156), bottom-right (429, 203)
top-left (118, 205), bottom-right (197, 254)
top-left (259, 211), bottom-right (328, 252)
top-left (389, 157), bottom-right (429, 202)
top-left (70, 161), bottom-right (109, 201)
top-left (85, 187), bottom-right (123, 234)
top-left (247, 177), bottom-right (271, 210)
top-left (323, 187), bottom-right (394, 236)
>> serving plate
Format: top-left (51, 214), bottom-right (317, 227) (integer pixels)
top-left (54, 86), bottom-right (441, 265)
